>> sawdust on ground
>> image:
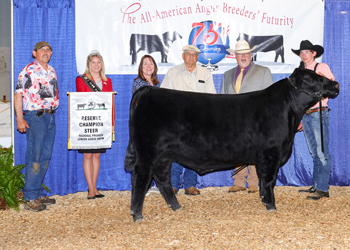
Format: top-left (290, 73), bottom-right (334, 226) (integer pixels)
top-left (1, 186), bottom-right (350, 250)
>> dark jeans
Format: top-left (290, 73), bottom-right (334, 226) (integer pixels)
top-left (303, 110), bottom-right (332, 192)
top-left (23, 111), bottom-right (56, 200)
top-left (171, 162), bottom-right (197, 190)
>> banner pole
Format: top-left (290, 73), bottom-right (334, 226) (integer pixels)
top-left (10, 0), bottom-right (15, 156)
top-left (67, 92), bottom-right (71, 149)
top-left (112, 93), bottom-right (115, 142)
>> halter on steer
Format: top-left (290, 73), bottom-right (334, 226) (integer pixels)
top-left (287, 76), bottom-right (325, 98)
top-left (288, 76), bottom-right (325, 152)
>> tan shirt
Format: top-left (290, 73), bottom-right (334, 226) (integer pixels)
top-left (161, 63), bottom-right (216, 94)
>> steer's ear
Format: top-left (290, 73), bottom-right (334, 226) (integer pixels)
top-left (290, 70), bottom-right (305, 90)
top-left (294, 75), bottom-right (305, 89)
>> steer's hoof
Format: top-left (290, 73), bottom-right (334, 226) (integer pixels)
top-left (174, 206), bottom-right (183, 211)
top-left (133, 215), bottom-right (144, 223)
top-left (170, 204), bottom-right (182, 211)
top-left (130, 210), bottom-right (134, 215)
top-left (265, 204), bottom-right (276, 211)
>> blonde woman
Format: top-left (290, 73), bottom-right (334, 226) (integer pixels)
top-left (76, 50), bottom-right (113, 199)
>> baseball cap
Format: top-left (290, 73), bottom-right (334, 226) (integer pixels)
top-left (34, 41), bottom-right (52, 51)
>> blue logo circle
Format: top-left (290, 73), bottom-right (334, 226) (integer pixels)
top-left (188, 20), bottom-right (230, 64)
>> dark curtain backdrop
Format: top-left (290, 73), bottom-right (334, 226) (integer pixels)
top-left (13, 0), bottom-right (350, 197)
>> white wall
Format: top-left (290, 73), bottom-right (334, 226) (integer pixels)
top-left (0, 0), bottom-right (11, 47)
top-left (0, 1), bottom-right (12, 147)
top-left (0, 47), bottom-right (10, 101)
top-left (0, 0), bottom-right (11, 101)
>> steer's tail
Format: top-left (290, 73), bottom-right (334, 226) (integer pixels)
top-left (124, 93), bottom-right (137, 172)
top-left (124, 142), bottom-right (136, 172)
top-left (124, 87), bottom-right (150, 172)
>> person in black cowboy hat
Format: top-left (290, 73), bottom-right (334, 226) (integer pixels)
top-left (292, 40), bottom-right (336, 200)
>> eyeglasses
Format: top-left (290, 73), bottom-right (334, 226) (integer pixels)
top-left (184, 52), bottom-right (198, 57)
top-left (235, 53), bottom-right (251, 57)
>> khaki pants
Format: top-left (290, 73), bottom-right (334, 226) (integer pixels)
top-left (232, 164), bottom-right (258, 188)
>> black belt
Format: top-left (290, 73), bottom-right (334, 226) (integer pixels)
top-left (36, 109), bottom-right (55, 117)
top-left (305, 107), bottom-right (327, 116)
top-left (37, 109), bottom-right (55, 114)
top-left (23, 109), bottom-right (56, 116)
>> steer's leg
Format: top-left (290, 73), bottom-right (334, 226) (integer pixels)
top-left (259, 169), bottom-right (278, 211)
top-left (261, 177), bottom-right (277, 211)
top-left (255, 166), bottom-right (265, 200)
top-left (259, 152), bottom-right (281, 211)
top-left (259, 179), bottom-right (267, 203)
top-left (153, 157), bottom-right (182, 211)
top-left (130, 165), bottom-right (152, 222)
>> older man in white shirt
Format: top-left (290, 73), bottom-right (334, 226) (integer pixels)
top-left (161, 45), bottom-right (216, 195)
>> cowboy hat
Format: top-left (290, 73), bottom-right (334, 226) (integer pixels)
top-left (291, 40), bottom-right (324, 58)
top-left (226, 40), bottom-right (257, 54)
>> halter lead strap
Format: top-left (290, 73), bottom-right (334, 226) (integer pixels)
top-left (288, 77), bottom-right (324, 98)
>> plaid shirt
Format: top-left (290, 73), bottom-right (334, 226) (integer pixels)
top-left (15, 59), bottom-right (59, 111)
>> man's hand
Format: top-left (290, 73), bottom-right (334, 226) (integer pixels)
top-left (16, 118), bottom-right (29, 133)
top-left (297, 121), bottom-right (303, 132)
top-left (14, 93), bottom-right (29, 133)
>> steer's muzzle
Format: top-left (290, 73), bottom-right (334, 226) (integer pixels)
top-left (329, 81), bottom-right (340, 99)
top-left (335, 82), bottom-right (340, 90)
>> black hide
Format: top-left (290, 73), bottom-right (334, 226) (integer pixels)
top-left (125, 68), bottom-right (339, 222)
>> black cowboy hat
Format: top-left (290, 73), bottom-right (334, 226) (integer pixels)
top-left (291, 40), bottom-right (324, 58)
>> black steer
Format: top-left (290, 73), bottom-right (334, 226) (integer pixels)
top-left (125, 68), bottom-right (339, 222)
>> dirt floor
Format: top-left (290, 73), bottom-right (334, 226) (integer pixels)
top-left (1, 186), bottom-right (350, 250)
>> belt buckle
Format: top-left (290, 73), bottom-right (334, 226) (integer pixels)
top-left (49, 109), bottom-right (54, 114)
top-left (305, 109), bottom-right (311, 115)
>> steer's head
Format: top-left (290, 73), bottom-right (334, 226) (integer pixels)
top-left (289, 68), bottom-right (339, 100)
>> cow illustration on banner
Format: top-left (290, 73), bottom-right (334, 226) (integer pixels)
top-left (129, 31), bottom-right (182, 65)
top-left (237, 33), bottom-right (285, 63)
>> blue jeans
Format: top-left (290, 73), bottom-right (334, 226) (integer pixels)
top-left (302, 110), bottom-right (332, 192)
top-left (23, 111), bottom-right (56, 200)
top-left (171, 162), bottom-right (198, 191)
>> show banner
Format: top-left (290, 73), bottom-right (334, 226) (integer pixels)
top-left (76, 0), bottom-right (324, 74)
top-left (68, 92), bottom-right (113, 149)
